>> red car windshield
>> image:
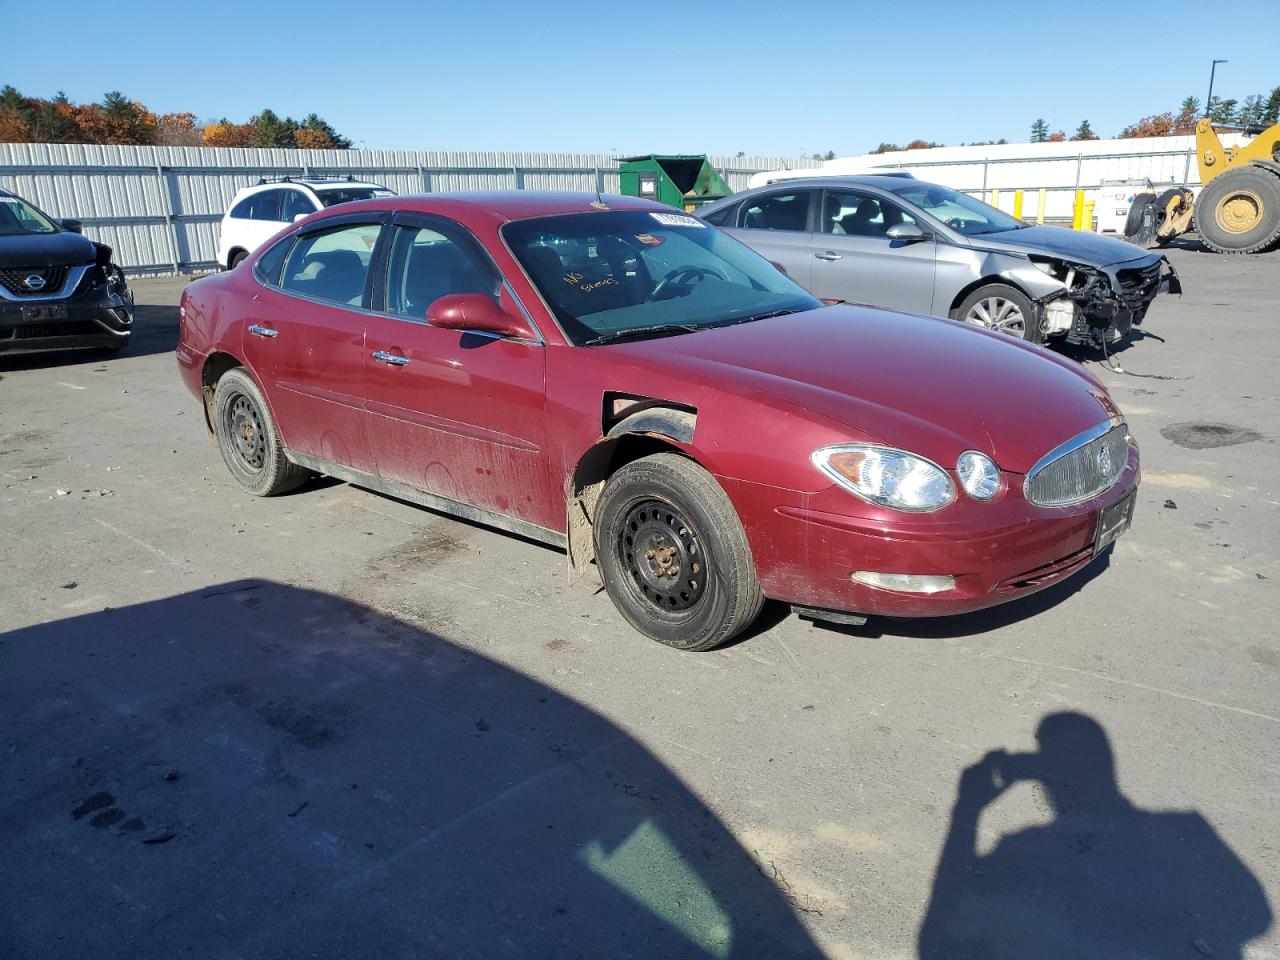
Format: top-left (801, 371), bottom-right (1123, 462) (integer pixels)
top-left (503, 211), bottom-right (819, 345)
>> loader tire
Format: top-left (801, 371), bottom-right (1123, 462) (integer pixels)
top-left (1193, 166), bottom-right (1280, 254)
top-left (1124, 194), bottom-right (1158, 248)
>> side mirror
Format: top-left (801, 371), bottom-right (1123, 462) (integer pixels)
top-left (426, 292), bottom-right (534, 340)
top-left (60, 218), bottom-right (83, 234)
top-left (886, 222), bottom-right (927, 243)
top-left (770, 260), bottom-right (789, 275)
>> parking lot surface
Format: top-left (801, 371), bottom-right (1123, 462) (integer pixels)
top-left (2, 249), bottom-right (1277, 958)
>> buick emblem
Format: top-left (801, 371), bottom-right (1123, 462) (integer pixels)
top-left (23, 274), bottom-right (46, 291)
top-left (1097, 444), bottom-right (1113, 476)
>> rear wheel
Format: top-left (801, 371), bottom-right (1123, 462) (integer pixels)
top-left (1193, 166), bottom-right (1280, 254)
top-left (211, 367), bottom-right (311, 496)
top-left (954, 284), bottom-right (1042, 343)
top-left (594, 453), bottom-right (763, 651)
top-left (1124, 194), bottom-right (1159, 247)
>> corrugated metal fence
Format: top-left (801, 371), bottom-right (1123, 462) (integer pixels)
top-left (0, 144), bottom-right (806, 276)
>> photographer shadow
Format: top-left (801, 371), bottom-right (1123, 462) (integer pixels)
top-left (919, 712), bottom-right (1272, 959)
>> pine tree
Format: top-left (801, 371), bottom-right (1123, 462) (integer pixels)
top-left (298, 114), bottom-right (352, 150)
top-left (1264, 87), bottom-right (1280, 126)
top-left (1179, 95), bottom-right (1201, 115)
top-left (1237, 94), bottom-right (1264, 127)
top-left (1070, 120), bottom-right (1097, 141)
top-left (1030, 118), bottom-right (1049, 143)
top-left (1210, 98), bottom-right (1238, 124)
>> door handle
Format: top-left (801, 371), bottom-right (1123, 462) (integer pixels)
top-left (247, 324), bottom-right (278, 338)
top-left (814, 251), bottom-right (842, 261)
top-left (371, 351), bottom-right (410, 366)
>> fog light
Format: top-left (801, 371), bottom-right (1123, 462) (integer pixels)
top-left (1044, 298), bottom-right (1075, 334)
top-left (851, 572), bottom-right (955, 594)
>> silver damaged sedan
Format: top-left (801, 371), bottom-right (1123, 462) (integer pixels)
top-left (696, 175), bottom-right (1181, 348)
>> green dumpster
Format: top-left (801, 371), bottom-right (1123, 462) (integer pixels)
top-left (617, 155), bottom-right (732, 212)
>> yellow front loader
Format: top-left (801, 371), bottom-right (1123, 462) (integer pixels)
top-left (1189, 118), bottom-right (1280, 253)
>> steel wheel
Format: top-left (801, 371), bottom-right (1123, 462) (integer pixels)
top-left (617, 498), bottom-right (706, 614)
top-left (1215, 189), bottom-right (1263, 235)
top-left (965, 296), bottom-right (1026, 336)
top-left (226, 393), bottom-right (267, 473)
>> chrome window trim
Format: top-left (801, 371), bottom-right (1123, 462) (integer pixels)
top-left (1023, 416), bottom-right (1126, 508)
top-left (0, 264), bottom-right (93, 302)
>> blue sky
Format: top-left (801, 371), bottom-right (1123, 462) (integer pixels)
top-left (4, 0), bottom-right (1277, 156)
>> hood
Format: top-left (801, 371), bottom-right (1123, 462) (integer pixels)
top-left (607, 305), bottom-right (1118, 474)
top-left (0, 229), bottom-right (98, 270)
top-left (969, 225), bottom-right (1160, 268)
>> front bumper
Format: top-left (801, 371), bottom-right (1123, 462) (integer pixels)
top-left (723, 446), bottom-right (1139, 619)
top-left (1058, 257), bottom-right (1179, 348)
top-left (0, 288), bottom-right (133, 355)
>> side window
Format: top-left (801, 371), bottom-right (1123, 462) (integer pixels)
top-left (383, 223), bottom-right (499, 321)
top-left (251, 190), bottom-right (284, 222)
top-left (822, 191), bottom-right (917, 237)
top-left (280, 223), bottom-right (381, 306)
top-left (738, 192), bottom-right (812, 232)
top-left (230, 195), bottom-right (255, 219)
top-left (254, 236), bottom-right (293, 286)
top-left (700, 202), bottom-right (739, 227)
top-left (281, 190), bottom-right (317, 222)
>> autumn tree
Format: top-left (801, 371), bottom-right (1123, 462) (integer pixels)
top-left (201, 119), bottom-right (256, 147)
top-left (1174, 96), bottom-right (1200, 133)
top-left (1046, 131), bottom-right (1066, 142)
top-left (153, 112), bottom-right (201, 146)
top-left (1070, 120), bottom-right (1098, 141)
top-left (297, 114), bottom-right (351, 149)
top-left (1119, 112), bottom-right (1176, 138)
top-left (295, 127), bottom-right (336, 149)
top-left (1030, 118), bottom-right (1049, 143)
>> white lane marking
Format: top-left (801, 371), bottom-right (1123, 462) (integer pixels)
top-left (94, 519), bottom-right (183, 565)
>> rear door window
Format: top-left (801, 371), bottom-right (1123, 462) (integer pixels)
top-left (738, 192), bottom-right (813, 232)
top-left (281, 189), bottom-right (317, 222)
top-left (231, 190), bottom-right (284, 222)
top-left (280, 222), bottom-right (382, 307)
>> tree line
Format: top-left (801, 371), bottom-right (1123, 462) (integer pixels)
top-left (0, 87), bottom-right (352, 149)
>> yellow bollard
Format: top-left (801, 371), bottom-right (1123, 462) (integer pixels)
top-left (1083, 199), bottom-right (1095, 232)
top-left (990, 189), bottom-right (1000, 210)
top-left (1036, 188), bottom-right (1046, 225)
top-left (1013, 190), bottom-right (1024, 221)
top-left (1071, 189), bottom-right (1085, 230)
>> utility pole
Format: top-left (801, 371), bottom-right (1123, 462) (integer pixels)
top-left (1205, 59), bottom-right (1228, 118)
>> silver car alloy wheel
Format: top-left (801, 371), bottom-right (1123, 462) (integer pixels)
top-left (965, 296), bottom-right (1025, 336)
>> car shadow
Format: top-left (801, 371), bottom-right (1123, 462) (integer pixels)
top-left (0, 581), bottom-right (825, 960)
top-left (917, 711), bottom-right (1272, 958)
top-left (803, 550), bottom-right (1111, 640)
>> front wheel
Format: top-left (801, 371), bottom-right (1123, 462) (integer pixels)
top-left (954, 284), bottom-right (1042, 343)
top-left (594, 453), bottom-right (763, 651)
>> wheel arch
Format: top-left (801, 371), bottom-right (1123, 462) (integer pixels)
top-left (946, 274), bottom-right (1036, 317)
top-left (200, 351), bottom-right (245, 436)
top-left (565, 406), bottom-right (709, 579)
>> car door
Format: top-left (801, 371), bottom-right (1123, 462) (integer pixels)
top-left (240, 214), bottom-right (387, 471)
top-left (722, 189), bottom-right (814, 289)
top-left (244, 189), bottom-right (289, 253)
top-left (808, 188), bottom-right (937, 313)
top-left (363, 213), bottom-right (554, 529)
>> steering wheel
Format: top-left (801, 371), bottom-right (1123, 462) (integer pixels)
top-left (649, 264), bottom-right (728, 301)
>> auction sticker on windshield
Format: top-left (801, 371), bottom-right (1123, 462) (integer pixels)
top-left (650, 213), bottom-right (705, 228)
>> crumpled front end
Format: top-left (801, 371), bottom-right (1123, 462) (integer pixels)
top-left (1033, 254), bottom-right (1181, 348)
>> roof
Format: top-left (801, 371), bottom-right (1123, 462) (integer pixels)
top-left (755, 173), bottom-right (918, 188)
top-left (352, 191), bottom-right (671, 221)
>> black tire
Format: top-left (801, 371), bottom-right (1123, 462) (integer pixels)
top-left (953, 283), bottom-right (1042, 343)
top-left (1193, 166), bottom-right (1280, 254)
top-left (211, 367), bottom-right (311, 496)
top-left (593, 453), bottom-right (763, 651)
top-left (1124, 194), bottom-right (1158, 247)
top-left (228, 250), bottom-right (248, 270)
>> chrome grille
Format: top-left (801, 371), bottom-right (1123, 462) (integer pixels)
top-left (1025, 421), bottom-right (1129, 507)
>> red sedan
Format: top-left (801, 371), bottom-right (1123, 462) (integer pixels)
top-left (178, 192), bottom-right (1138, 651)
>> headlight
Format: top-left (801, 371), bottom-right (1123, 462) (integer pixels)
top-left (957, 451), bottom-right (1000, 500)
top-left (812, 445), bottom-right (955, 513)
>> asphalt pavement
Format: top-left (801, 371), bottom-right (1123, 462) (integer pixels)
top-left (1, 246), bottom-right (1277, 959)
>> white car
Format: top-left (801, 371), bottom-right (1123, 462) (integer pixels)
top-left (216, 177), bottom-right (395, 269)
